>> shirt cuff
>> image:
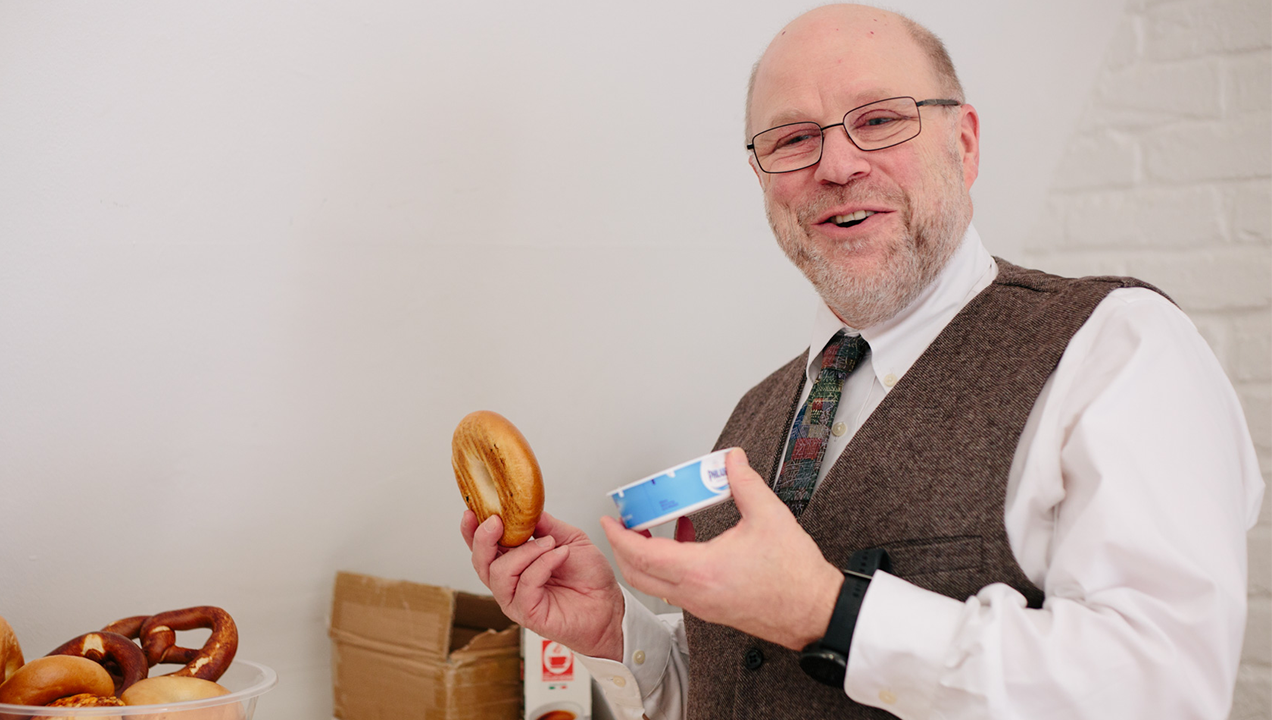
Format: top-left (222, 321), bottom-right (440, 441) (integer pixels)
top-left (844, 570), bottom-right (967, 719)
top-left (575, 586), bottom-right (674, 719)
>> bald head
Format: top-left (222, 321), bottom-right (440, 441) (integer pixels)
top-left (745, 4), bottom-right (964, 139)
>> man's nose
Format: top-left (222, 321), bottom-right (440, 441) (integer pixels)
top-left (813, 126), bottom-right (871, 185)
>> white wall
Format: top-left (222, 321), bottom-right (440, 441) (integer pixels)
top-left (1021, 0), bottom-right (1271, 715)
top-left (0, 1), bottom-right (1133, 717)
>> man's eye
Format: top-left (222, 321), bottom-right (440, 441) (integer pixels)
top-left (774, 132), bottom-right (818, 150)
top-left (856, 114), bottom-right (902, 129)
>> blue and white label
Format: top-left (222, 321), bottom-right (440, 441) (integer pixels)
top-left (607, 449), bottom-right (733, 531)
top-left (700, 452), bottom-right (728, 493)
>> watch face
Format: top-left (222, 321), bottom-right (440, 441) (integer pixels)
top-left (798, 649), bottom-right (847, 687)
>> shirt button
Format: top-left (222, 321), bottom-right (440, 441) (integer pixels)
top-left (879, 689), bottom-right (897, 704)
top-left (883, 373), bottom-right (898, 388)
top-left (743, 647), bottom-right (764, 671)
top-left (831, 422), bottom-right (847, 437)
top-left (612, 676), bottom-right (627, 688)
top-left (633, 650), bottom-right (645, 665)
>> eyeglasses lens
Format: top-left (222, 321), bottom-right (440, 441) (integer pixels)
top-left (752, 97), bottom-right (923, 173)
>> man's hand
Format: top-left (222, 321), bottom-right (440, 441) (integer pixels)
top-left (600, 448), bottom-right (844, 651)
top-left (462, 509), bottom-right (626, 661)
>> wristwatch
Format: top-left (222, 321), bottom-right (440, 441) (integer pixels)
top-left (798, 548), bottom-right (892, 687)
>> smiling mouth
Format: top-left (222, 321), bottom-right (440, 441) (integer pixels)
top-left (829, 210), bottom-right (877, 229)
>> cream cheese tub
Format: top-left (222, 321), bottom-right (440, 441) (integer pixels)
top-left (608, 450), bottom-right (732, 531)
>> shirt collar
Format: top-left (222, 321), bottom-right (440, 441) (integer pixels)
top-left (803, 224), bottom-right (998, 389)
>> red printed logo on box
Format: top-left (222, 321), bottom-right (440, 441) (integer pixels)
top-left (541, 640), bottom-right (574, 681)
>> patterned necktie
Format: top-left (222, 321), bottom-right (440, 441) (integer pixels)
top-left (773, 331), bottom-right (869, 517)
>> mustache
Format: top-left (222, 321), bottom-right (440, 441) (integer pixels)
top-left (794, 183), bottom-right (909, 226)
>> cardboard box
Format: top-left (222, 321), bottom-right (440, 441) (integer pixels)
top-left (522, 628), bottom-right (592, 720)
top-left (329, 571), bottom-right (522, 720)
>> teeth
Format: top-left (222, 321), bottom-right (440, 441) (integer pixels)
top-left (832, 210), bottom-right (876, 225)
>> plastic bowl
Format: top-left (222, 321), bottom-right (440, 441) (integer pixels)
top-left (0, 660), bottom-right (276, 719)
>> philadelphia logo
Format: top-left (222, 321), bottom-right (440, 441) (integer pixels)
top-left (702, 454), bottom-right (730, 493)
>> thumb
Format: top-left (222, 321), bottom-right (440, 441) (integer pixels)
top-left (724, 447), bottom-right (782, 519)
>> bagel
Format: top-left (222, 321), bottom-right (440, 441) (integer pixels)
top-left (46, 692), bottom-right (126, 720)
top-left (47, 693), bottom-right (125, 706)
top-left (0, 615), bottom-right (22, 684)
top-left (0, 655), bottom-right (113, 706)
top-left (451, 410), bottom-right (545, 547)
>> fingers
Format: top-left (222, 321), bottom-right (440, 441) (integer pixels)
top-left (601, 518), bottom-right (681, 602)
top-left (534, 510), bottom-right (587, 546)
top-left (487, 536), bottom-right (559, 610)
top-left (599, 516), bottom-right (645, 576)
top-left (724, 447), bottom-right (785, 521)
top-left (600, 516), bottom-right (697, 596)
top-left (469, 515), bottom-right (505, 587)
top-left (533, 510), bottom-right (564, 540)
top-left (460, 509), bottom-right (479, 550)
top-left (516, 544), bottom-right (571, 606)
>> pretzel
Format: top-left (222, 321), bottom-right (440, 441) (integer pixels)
top-left (47, 631), bottom-right (148, 694)
top-left (0, 655), bottom-right (113, 706)
top-left (138, 607), bottom-right (237, 682)
top-left (102, 615), bottom-right (199, 666)
top-left (100, 616), bottom-right (146, 639)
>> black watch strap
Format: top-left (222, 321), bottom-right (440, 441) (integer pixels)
top-left (822, 548), bottom-right (892, 656)
top-left (799, 548), bottom-right (892, 687)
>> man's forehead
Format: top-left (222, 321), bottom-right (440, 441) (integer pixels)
top-left (761, 4), bottom-right (915, 70)
top-left (751, 53), bottom-right (928, 130)
top-left (761, 85), bottom-right (899, 127)
top-left (750, 6), bottom-right (932, 129)
top-left (768, 5), bottom-right (905, 50)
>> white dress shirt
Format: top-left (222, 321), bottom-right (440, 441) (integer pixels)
top-left (579, 225), bottom-right (1266, 720)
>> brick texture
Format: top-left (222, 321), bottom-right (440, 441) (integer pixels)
top-left (1023, 0), bottom-right (1272, 716)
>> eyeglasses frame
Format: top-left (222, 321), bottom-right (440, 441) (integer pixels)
top-left (746, 96), bottom-right (963, 174)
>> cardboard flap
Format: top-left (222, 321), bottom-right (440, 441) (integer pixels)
top-left (451, 591), bottom-right (515, 653)
top-left (450, 624), bottom-right (520, 658)
top-left (331, 571), bottom-right (454, 658)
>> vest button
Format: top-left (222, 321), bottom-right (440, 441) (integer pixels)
top-left (743, 647), bottom-right (764, 670)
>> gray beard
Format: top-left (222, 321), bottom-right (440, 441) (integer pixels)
top-left (765, 150), bottom-right (971, 329)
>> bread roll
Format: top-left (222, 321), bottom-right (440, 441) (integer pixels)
top-left (452, 410), bottom-right (544, 546)
top-left (120, 675), bottom-right (230, 705)
top-left (121, 676), bottom-right (242, 720)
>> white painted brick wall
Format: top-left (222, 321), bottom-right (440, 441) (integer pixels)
top-left (1023, 0), bottom-right (1272, 717)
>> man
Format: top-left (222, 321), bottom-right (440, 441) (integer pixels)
top-left (462, 5), bottom-right (1264, 719)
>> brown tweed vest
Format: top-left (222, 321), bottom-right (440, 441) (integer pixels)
top-left (683, 260), bottom-right (1166, 720)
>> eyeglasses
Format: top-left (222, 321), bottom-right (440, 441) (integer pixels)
top-left (747, 96), bottom-right (962, 174)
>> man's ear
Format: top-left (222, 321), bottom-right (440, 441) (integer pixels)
top-left (958, 104), bottom-right (980, 190)
top-left (749, 154), bottom-right (764, 186)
